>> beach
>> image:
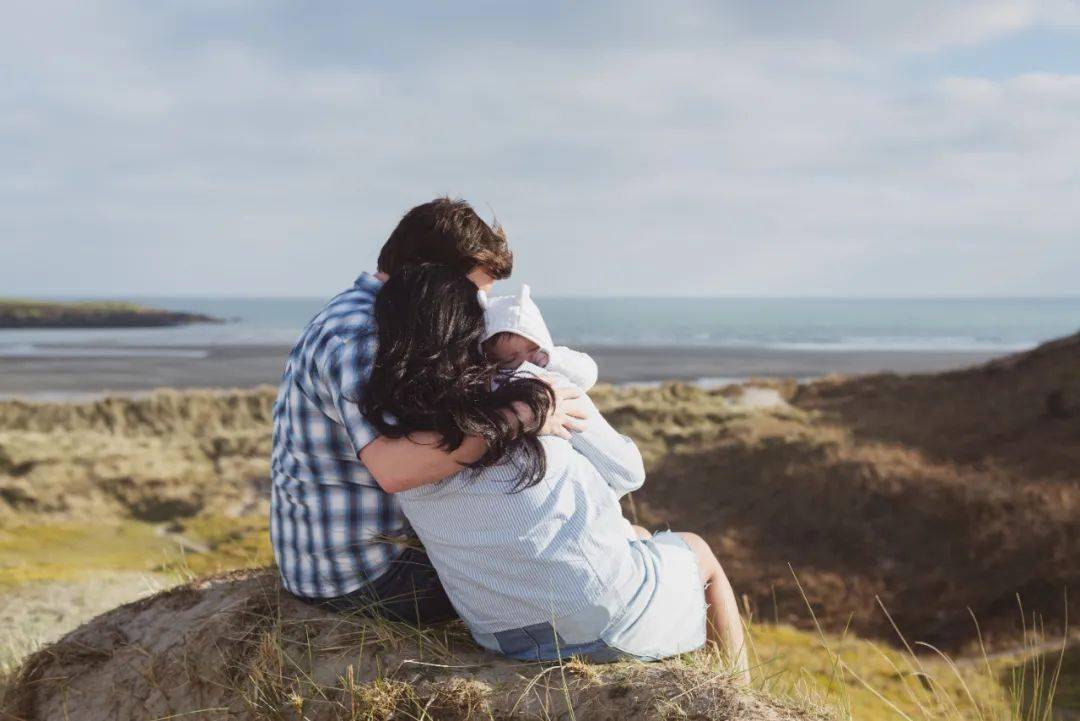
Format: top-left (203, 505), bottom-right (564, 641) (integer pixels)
top-left (0, 342), bottom-right (1006, 399)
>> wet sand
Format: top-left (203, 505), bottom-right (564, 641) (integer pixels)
top-left (0, 343), bottom-right (1005, 398)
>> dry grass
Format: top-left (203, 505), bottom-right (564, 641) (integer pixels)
top-left (1, 566), bottom-right (1070, 721)
top-left (1, 554), bottom-right (1073, 721)
top-left (1, 334), bottom-right (1078, 718)
top-left (1, 569), bottom-right (821, 721)
top-left (1, 377), bottom-right (1076, 648)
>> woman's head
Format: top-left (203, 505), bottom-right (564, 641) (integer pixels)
top-left (363, 264), bottom-right (552, 490)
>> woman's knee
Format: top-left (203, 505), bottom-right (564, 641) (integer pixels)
top-left (674, 532), bottom-right (720, 578)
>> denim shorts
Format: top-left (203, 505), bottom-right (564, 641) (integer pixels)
top-left (296, 547), bottom-right (458, 625)
top-left (477, 531), bottom-right (706, 663)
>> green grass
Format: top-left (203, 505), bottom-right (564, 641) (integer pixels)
top-left (0, 521), bottom-right (179, 586)
top-left (0, 515), bottom-right (273, 587)
top-left (747, 582), bottom-right (1071, 721)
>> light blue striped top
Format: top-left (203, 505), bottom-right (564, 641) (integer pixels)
top-left (397, 365), bottom-right (648, 643)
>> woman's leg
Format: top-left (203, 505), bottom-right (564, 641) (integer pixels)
top-left (676, 532), bottom-right (750, 685)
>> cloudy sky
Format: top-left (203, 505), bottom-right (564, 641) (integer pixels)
top-left (3, 1), bottom-right (1080, 297)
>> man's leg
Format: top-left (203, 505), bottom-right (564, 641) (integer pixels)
top-left (371, 548), bottom-right (458, 624)
top-left (676, 532), bottom-right (750, 685)
top-left (315, 548), bottom-right (457, 625)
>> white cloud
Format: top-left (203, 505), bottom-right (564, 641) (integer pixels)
top-left (0, 1), bottom-right (1078, 296)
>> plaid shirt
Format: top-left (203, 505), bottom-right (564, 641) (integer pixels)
top-left (270, 272), bottom-right (408, 599)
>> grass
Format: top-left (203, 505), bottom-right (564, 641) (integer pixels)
top-left (748, 619), bottom-right (1070, 721)
top-left (745, 571), bottom-right (1071, 721)
top-left (3, 508), bottom-right (1065, 718)
top-left (0, 520), bottom-right (178, 586)
top-left (1, 374), bottom-right (1076, 719)
top-left (0, 515), bottom-right (273, 588)
top-left (158, 579), bottom-right (784, 721)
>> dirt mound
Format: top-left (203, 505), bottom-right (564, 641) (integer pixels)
top-left (601, 336), bottom-right (1079, 650)
top-left (794, 331), bottom-right (1080, 481)
top-left (1, 569), bottom-right (822, 721)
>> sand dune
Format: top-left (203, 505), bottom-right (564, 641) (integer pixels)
top-left (1, 334), bottom-right (1078, 718)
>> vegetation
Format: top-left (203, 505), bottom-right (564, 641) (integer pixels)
top-left (0, 299), bottom-right (221, 328)
top-left (1, 333), bottom-right (1078, 718)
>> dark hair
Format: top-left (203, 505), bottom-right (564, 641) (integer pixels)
top-left (363, 264), bottom-right (552, 490)
top-left (481, 331), bottom-right (530, 349)
top-left (377, 198), bottom-right (513, 280)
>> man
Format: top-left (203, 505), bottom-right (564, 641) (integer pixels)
top-left (270, 198), bottom-right (586, 623)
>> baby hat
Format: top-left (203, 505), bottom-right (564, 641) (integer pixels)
top-left (481, 284), bottom-right (554, 353)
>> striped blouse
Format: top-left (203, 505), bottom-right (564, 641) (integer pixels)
top-left (397, 366), bottom-right (647, 643)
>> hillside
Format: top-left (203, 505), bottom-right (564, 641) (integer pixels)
top-left (1, 333), bottom-right (1078, 718)
top-left (0, 299), bottom-right (221, 328)
top-left (0, 338), bottom-right (1077, 649)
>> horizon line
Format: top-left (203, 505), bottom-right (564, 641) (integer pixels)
top-left (11, 292), bottom-right (1080, 302)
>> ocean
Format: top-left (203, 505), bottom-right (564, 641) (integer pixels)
top-left (1, 296), bottom-right (1077, 396)
top-left (1, 296), bottom-right (1077, 356)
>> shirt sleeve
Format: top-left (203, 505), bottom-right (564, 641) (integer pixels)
top-left (319, 336), bottom-right (380, 457)
top-left (545, 346), bottom-right (599, 391)
top-left (563, 383), bottom-right (645, 497)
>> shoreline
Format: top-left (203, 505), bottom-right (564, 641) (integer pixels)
top-left (0, 342), bottom-right (1006, 400)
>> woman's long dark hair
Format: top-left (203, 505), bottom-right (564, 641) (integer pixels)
top-left (362, 264), bottom-right (553, 490)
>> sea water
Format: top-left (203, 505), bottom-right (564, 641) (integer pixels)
top-left (0, 296), bottom-right (1077, 358)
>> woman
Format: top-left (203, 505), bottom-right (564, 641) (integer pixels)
top-left (363, 264), bottom-right (749, 681)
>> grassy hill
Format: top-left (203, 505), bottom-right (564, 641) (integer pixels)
top-left (1, 333), bottom-right (1077, 718)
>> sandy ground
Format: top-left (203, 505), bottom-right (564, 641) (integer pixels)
top-left (0, 572), bottom-right (169, 667)
top-left (0, 342), bottom-right (1002, 397)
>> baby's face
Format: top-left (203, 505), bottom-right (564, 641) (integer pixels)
top-left (484, 333), bottom-right (540, 370)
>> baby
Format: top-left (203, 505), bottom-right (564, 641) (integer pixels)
top-left (480, 284), bottom-right (598, 390)
top-left (482, 284), bottom-right (647, 543)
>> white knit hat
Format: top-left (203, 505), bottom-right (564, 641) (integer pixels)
top-left (481, 284), bottom-right (554, 353)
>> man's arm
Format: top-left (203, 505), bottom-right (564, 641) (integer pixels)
top-left (359, 385), bottom-right (589, 493)
top-left (359, 433), bottom-right (486, 494)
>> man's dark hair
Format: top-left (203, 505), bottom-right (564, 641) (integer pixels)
top-left (377, 198), bottom-right (513, 279)
top-left (363, 264), bottom-right (551, 491)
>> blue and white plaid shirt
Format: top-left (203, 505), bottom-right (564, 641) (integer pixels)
top-left (270, 272), bottom-right (408, 599)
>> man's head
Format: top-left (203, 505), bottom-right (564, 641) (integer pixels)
top-left (377, 198), bottom-right (512, 292)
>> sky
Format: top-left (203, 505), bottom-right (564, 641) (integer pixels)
top-left (3, 1), bottom-right (1080, 298)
